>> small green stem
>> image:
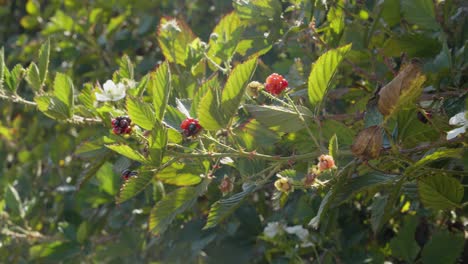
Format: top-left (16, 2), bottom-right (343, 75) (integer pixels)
top-left (285, 94), bottom-right (324, 152)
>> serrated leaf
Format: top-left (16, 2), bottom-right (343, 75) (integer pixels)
top-left (233, 0), bottom-right (282, 23)
top-left (78, 83), bottom-right (94, 109)
top-left (35, 95), bottom-right (71, 120)
top-left (53, 73), bottom-right (74, 114)
top-left (149, 179), bottom-right (209, 235)
top-left (157, 17), bottom-right (196, 66)
top-left (77, 152), bottom-right (110, 189)
top-left (4, 64), bottom-right (24, 92)
top-left (38, 39), bottom-right (50, 85)
top-left (148, 122), bottom-right (167, 166)
top-left (119, 54), bottom-right (134, 80)
top-left (5, 184), bottom-right (25, 219)
top-left (244, 104), bottom-right (313, 132)
top-left (204, 184), bottom-right (256, 229)
top-left (221, 56), bottom-right (257, 123)
top-left (207, 12), bottom-right (244, 65)
top-left (421, 230), bottom-right (465, 264)
top-left (333, 172), bottom-right (397, 203)
top-left (192, 75), bottom-right (219, 115)
top-left (126, 98), bottom-right (156, 130)
top-left (389, 216), bottom-right (420, 263)
top-left (309, 189), bottom-right (333, 229)
top-left (117, 171), bottom-right (154, 204)
top-left (149, 62), bottom-right (171, 121)
top-left (197, 87), bottom-right (224, 130)
top-left (105, 144), bottom-right (147, 163)
top-left (157, 161), bottom-right (203, 186)
top-left (405, 149), bottom-right (462, 176)
top-left (26, 62), bottom-right (42, 91)
top-left (308, 44), bottom-right (351, 106)
top-left (328, 134), bottom-right (338, 158)
top-left (418, 175), bottom-right (463, 210)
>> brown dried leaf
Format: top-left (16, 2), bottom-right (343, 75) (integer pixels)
top-left (352, 125), bottom-right (383, 160)
top-left (378, 61), bottom-right (426, 117)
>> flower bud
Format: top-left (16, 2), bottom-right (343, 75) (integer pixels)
top-left (219, 175), bottom-right (234, 195)
top-left (274, 177), bottom-right (293, 193)
top-left (246, 81), bottom-right (264, 98)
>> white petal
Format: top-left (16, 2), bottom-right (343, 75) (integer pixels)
top-left (449, 111), bottom-right (467, 126)
top-left (103, 80), bottom-right (117, 93)
top-left (285, 225), bottom-right (309, 241)
top-left (95, 92), bottom-right (110, 102)
top-left (446, 126), bottom-right (466, 140)
top-left (110, 90), bottom-right (126, 101)
top-left (264, 222), bottom-right (282, 238)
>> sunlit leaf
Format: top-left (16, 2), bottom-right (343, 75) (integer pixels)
top-left (149, 61), bottom-right (171, 121)
top-left (207, 12), bottom-right (245, 65)
top-left (105, 144), bottom-right (147, 163)
top-left (157, 17), bottom-right (196, 66)
top-left (221, 56), bottom-right (257, 123)
top-left (38, 39), bottom-right (50, 86)
top-left (156, 161), bottom-right (202, 186)
top-left (117, 171), bottom-right (154, 204)
top-left (26, 62), bottom-right (41, 91)
top-left (126, 97), bottom-right (156, 130)
top-left (53, 73), bottom-right (74, 112)
top-left (308, 44), bottom-right (351, 106)
top-left (35, 95), bottom-right (71, 120)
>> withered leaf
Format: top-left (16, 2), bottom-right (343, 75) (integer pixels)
top-left (378, 61), bottom-right (426, 117)
top-left (352, 125), bottom-right (384, 160)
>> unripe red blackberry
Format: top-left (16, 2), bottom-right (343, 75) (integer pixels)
top-left (265, 73), bottom-right (288, 96)
top-left (180, 118), bottom-right (202, 137)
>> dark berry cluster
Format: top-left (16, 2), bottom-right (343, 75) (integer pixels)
top-left (121, 169), bottom-right (138, 180)
top-left (265, 73), bottom-right (288, 96)
top-left (180, 118), bottom-right (202, 137)
top-left (111, 116), bottom-right (132, 135)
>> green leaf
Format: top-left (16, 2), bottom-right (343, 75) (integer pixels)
top-left (77, 151), bottom-right (110, 189)
top-left (4, 64), bottom-right (24, 92)
top-left (389, 216), bottom-right (420, 263)
top-left (157, 17), bottom-right (196, 66)
top-left (309, 189), bottom-right (333, 229)
top-left (5, 184), bottom-right (25, 219)
top-left (38, 39), bottom-right (50, 85)
top-left (29, 241), bottom-right (80, 262)
top-left (53, 73), bottom-right (74, 113)
top-left (207, 12), bottom-right (244, 64)
top-left (148, 123), bottom-right (167, 166)
top-left (192, 75), bottom-right (219, 115)
top-left (401, 0), bottom-right (439, 30)
top-left (157, 161), bottom-right (203, 186)
top-left (96, 162), bottom-right (118, 196)
top-left (406, 149), bottom-right (462, 176)
top-left (119, 54), bottom-right (134, 80)
top-left (76, 222), bottom-right (91, 244)
top-left (105, 144), bottom-right (147, 163)
top-left (117, 171), bottom-right (154, 204)
top-left (421, 230), bottom-right (465, 264)
top-left (126, 98), bottom-right (156, 130)
top-left (149, 61), bottom-right (171, 121)
top-left (233, 0), bottom-right (282, 23)
top-left (197, 87), bottom-right (224, 130)
top-left (244, 104), bottom-right (313, 132)
top-left (418, 175), bottom-right (463, 210)
top-left (328, 134), bottom-right (338, 158)
top-left (380, 0), bottom-right (400, 27)
top-left (204, 184), bottom-right (256, 229)
top-left (149, 179), bottom-right (209, 235)
top-left (333, 172), bottom-right (397, 203)
top-left (370, 194), bottom-right (389, 233)
top-left (221, 56), bottom-right (257, 123)
top-left (308, 44), bottom-right (351, 106)
top-left (382, 34), bottom-right (441, 58)
top-left (26, 62), bottom-right (42, 91)
top-left (35, 95), bottom-right (71, 120)
top-left (0, 47), bottom-right (4, 91)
